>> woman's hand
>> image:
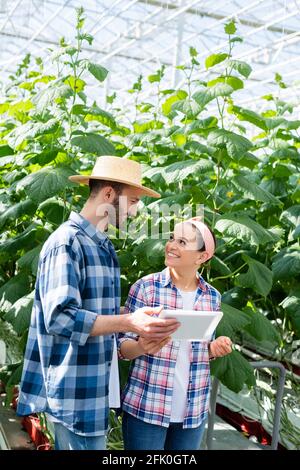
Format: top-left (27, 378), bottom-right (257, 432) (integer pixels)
top-left (209, 336), bottom-right (232, 358)
top-left (138, 336), bottom-right (172, 355)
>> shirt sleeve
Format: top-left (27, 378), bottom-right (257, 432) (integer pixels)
top-left (39, 239), bottom-right (98, 347)
top-left (117, 279), bottom-right (147, 359)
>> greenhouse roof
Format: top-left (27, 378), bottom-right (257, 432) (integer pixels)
top-left (0, 0), bottom-right (300, 111)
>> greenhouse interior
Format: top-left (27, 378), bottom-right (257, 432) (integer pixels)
top-left (0, 0), bottom-right (299, 453)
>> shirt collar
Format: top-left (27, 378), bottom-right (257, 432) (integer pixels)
top-left (161, 267), bottom-right (208, 292)
top-left (69, 211), bottom-right (110, 247)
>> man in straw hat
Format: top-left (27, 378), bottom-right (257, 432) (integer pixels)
top-left (17, 156), bottom-right (180, 450)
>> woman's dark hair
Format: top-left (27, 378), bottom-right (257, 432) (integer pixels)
top-left (88, 179), bottom-right (125, 199)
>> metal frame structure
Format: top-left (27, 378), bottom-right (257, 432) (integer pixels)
top-left (0, 0), bottom-right (299, 109)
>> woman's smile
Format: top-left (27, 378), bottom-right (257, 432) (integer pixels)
top-left (166, 251), bottom-right (180, 259)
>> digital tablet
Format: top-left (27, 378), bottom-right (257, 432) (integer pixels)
top-left (160, 310), bottom-right (223, 341)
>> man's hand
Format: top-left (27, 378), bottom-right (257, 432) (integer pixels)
top-left (209, 336), bottom-right (232, 358)
top-left (138, 335), bottom-right (172, 355)
top-left (128, 306), bottom-right (180, 340)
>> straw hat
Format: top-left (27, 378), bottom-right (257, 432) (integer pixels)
top-left (69, 155), bottom-right (160, 198)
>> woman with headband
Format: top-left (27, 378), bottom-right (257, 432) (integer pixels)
top-left (118, 218), bottom-right (232, 450)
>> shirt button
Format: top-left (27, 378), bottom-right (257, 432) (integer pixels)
top-left (111, 280), bottom-right (114, 285)
top-left (108, 362), bottom-right (111, 367)
top-left (111, 335), bottom-right (114, 340)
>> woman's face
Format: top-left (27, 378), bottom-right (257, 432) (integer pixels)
top-left (165, 222), bottom-right (208, 269)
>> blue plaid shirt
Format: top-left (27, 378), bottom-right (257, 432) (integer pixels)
top-left (17, 211), bottom-right (120, 436)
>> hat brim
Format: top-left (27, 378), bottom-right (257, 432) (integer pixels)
top-left (69, 175), bottom-right (161, 199)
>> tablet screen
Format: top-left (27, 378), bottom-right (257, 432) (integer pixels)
top-left (160, 310), bottom-right (223, 341)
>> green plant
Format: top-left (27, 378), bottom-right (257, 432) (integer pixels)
top-left (0, 12), bottom-right (299, 401)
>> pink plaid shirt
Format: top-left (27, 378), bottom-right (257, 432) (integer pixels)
top-left (118, 267), bottom-right (221, 429)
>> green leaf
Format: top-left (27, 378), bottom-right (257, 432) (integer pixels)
top-left (34, 81), bottom-right (72, 112)
top-left (185, 140), bottom-right (214, 157)
top-left (192, 83), bottom-right (233, 109)
top-left (86, 62), bottom-right (108, 82)
top-left (0, 273), bottom-right (31, 314)
top-left (0, 145), bottom-right (14, 157)
top-left (280, 288), bottom-right (300, 338)
top-left (221, 287), bottom-right (247, 309)
top-left (243, 305), bottom-right (280, 343)
top-left (71, 132), bottom-right (115, 155)
top-left (186, 117), bottom-right (218, 134)
top-left (72, 104), bottom-right (116, 129)
top-left (172, 99), bottom-right (201, 118)
top-left (272, 246), bottom-right (300, 280)
top-left (236, 152), bottom-right (260, 169)
top-left (133, 120), bottom-right (164, 133)
top-left (0, 103), bottom-right (9, 114)
top-left (8, 119), bottom-right (60, 148)
top-left (133, 239), bottom-right (165, 265)
top-left (16, 167), bottom-right (73, 204)
top-left (232, 175), bottom-right (281, 205)
top-left (280, 205), bottom-right (300, 228)
top-left (161, 90), bottom-right (188, 116)
top-left (292, 225), bottom-right (300, 239)
top-left (147, 193), bottom-right (191, 210)
top-left (189, 46), bottom-right (198, 57)
top-left (216, 213), bottom-right (277, 246)
top-left (118, 252), bottom-right (135, 269)
top-left (225, 21), bottom-right (237, 35)
top-left (171, 133), bottom-right (187, 147)
top-left (207, 129), bottom-right (252, 159)
top-left (0, 199), bottom-right (37, 231)
top-left (236, 255), bottom-right (273, 297)
top-left (26, 148), bottom-right (60, 166)
top-left (39, 197), bottom-right (68, 225)
top-left (17, 245), bottom-right (42, 276)
top-left (227, 60), bottom-right (252, 78)
top-left (208, 76), bottom-right (244, 91)
top-left (7, 99), bottom-right (33, 118)
top-left (217, 302), bottom-right (251, 337)
top-left (64, 76), bottom-right (86, 92)
top-left (210, 350), bottom-right (255, 392)
top-left (148, 73), bottom-right (161, 83)
top-left (1, 362), bottom-right (23, 402)
top-left (4, 291), bottom-right (34, 335)
top-left (79, 33), bottom-right (94, 46)
top-left (210, 256), bottom-right (231, 276)
top-left (0, 223), bottom-right (44, 256)
top-left (230, 37), bottom-right (243, 44)
top-left (142, 165), bottom-right (166, 187)
top-left (205, 53), bottom-right (228, 69)
top-left (228, 105), bottom-right (266, 130)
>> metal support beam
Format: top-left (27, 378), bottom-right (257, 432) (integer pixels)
top-left (206, 361), bottom-right (286, 451)
top-left (0, 30), bottom-right (172, 68)
top-left (172, 0), bottom-right (185, 87)
top-left (138, 0), bottom-right (299, 35)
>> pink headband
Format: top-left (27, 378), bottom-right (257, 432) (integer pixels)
top-left (188, 218), bottom-right (215, 260)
